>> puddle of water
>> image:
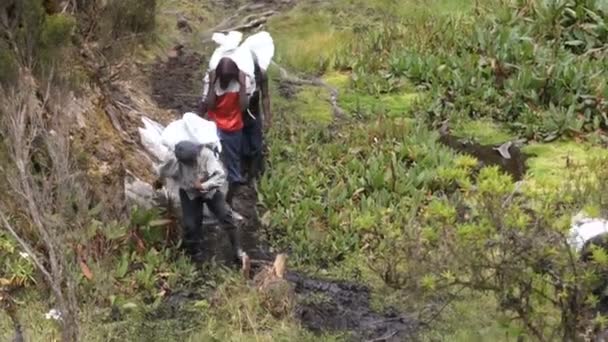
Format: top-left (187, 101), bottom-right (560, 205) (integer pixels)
top-left (438, 134), bottom-right (528, 181)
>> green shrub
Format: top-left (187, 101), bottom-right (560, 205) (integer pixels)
top-left (103, 0), bottom-right (157, 39)
top-left (41, 14), bottom-right (77, 48)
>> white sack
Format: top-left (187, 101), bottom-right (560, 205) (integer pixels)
top-left (139, 117), bottom-right (170, 162)
top-left (208, 32), bottom-right (254, 77)
top-left (159, 113), bottom-right (221, 152)
top-left (240, 31), bottom-right (275, 71)
top-left (207, 31), bottom-right (256, 96)
top-left (182, 112), bottom-right (222, 151)
top-left (568, 213), bottom-right (608, 252)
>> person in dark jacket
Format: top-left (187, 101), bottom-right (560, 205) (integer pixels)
top-left (242, 55), bottom-right (271, 182)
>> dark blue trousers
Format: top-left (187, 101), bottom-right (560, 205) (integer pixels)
top-left (243, 91), bottom-right (265, 180)
top-left (218, 129), bottom-right (244, 185)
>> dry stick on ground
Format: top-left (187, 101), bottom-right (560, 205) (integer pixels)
top-left (365, 330), bottom-right (398, 342)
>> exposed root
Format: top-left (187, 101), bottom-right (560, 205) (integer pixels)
top-left (104, 103), bottom-right (136, 145)
top-left (273, 62), bottom-right (347, 120)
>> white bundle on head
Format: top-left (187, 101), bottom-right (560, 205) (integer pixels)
top-left (240, 31), bottom-right (275, 71)
top-left (208, 31), bottom-right (253, 74)
top-left (211, 31), bottom-right (243, 50)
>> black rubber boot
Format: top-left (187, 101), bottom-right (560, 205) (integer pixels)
top-left (226, 182), bottom-right (236, 206)
top-left (183, 239), bottom-right (204, 263)
top-left (225, 226), bottom-right (243, 264)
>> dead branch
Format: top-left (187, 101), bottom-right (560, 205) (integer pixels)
top-left (0, 72), bottom-right (81, 341)
top-left (365, 330), bottom-right (398, 342)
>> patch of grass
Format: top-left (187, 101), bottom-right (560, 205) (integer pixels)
top-left (323, 72), bottom-right (423, 118)
top-left (339, 90), bottom-right (422, 118)
top-left (451, 119), bottom-right (514, 145)
top-left (292, 86), bottom-right (333, 123)
top-left (323, 72), bottom-right (350, 90)
top-left (268, 4), bottom-right (351, 74)
top-left (420, 293), bottom-right (524, 342)
top-left (523, 140), bottom-right (608, 192)
top-left (0, 291), bottom-right (61, 341)
top-left (190, 271), bottom-right (346, 342)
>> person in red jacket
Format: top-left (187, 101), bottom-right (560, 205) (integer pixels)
top-left (203, 57), bottom-right (248, 204)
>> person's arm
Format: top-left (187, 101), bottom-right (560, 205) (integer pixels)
top-left (198, 148), bottom-right (226, 192)
top-left (260, 70), bottom-right (271, 129)
top-left (238, 71), bottom-right (248, 113)
top-left (206, 70), bottom-right (217, 111)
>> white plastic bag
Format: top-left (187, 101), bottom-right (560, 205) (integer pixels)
top-left (208, 32), bottom-right (254, 77)
top-left (160, 119), bottom-right (187, 151)
top-left (182, 112), bottom-right (222, 152)
top-left (159, 113), bottom-right (221, 152)
top-left (569, 215), bottom-right (608, 252)
top-left (138, 117), bottom-right (170, 161)
top-left (207, 31), bottom-right (256, 96)
top-left (138, 114), bottom-right (221, 161)
top-left (240, 31), bottom-right (275, 71)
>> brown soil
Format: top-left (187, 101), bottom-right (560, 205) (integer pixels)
top-left (148, 47), bottom-right (205, 116)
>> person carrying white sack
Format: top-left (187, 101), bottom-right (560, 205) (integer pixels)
top-left (154, 140), bottom-right (243, 264)
top-left (240, 31), bottom-right (274, 183)
top-left (199, 31), bottom-right (253, 205)
top-left (140, 113), bottom-right (243, 264)
top-left (199, 31), bottom-right (274, 201)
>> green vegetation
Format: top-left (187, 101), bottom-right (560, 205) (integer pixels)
top-left (2, 0), bottom-right (608, 340)
top-left (261, 0), bottom-right (608, 340)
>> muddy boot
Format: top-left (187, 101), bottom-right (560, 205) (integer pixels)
top-left (226, 182), bottom-right (237, 206)
top-left (183, 239), bottom-right (204, 263)
top-left (225, 226), bottom-right (244, 264)
top-left (226, 182), bottom-right (245, 207)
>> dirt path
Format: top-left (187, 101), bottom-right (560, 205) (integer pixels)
top-left (149, 48), bottom-right (205, 116)
top-left (145, 2), bottom-right (420, 337)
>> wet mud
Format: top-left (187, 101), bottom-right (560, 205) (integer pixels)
top-left (148, 47), bottom-right (205, 115)
top-left (287, 272), bottom-right (419, 341)
top-left (438, 134), bottom-right (528, 181)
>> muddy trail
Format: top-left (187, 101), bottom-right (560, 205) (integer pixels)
top-left (149, 47), bottom-right (205, 116)
top-left (147, 48), bottom-right (420, 340)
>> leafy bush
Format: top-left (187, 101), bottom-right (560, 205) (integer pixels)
top-left (0, 231), bottom-right (36, 288)
top-left (102, 0), bottom-right (157, 39)
top-left (41, 14), bottom-right (77, 48)
top-left (0, 0), bottom-right (76, 80)
top-left (263, 98), bottom-right (608, 337)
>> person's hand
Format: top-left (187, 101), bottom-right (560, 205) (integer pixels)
top-left (193, 181), bottom-right (204, 191)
